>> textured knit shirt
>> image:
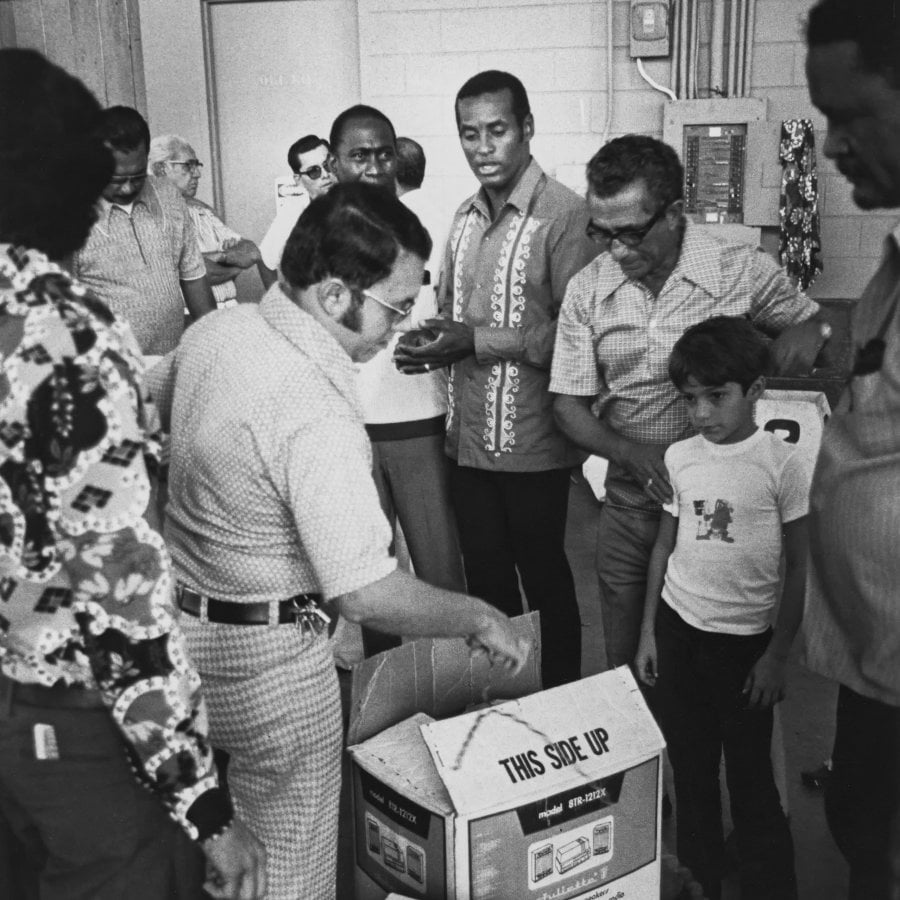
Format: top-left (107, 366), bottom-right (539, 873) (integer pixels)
top-left (804, 226), bottom-right (900, 705)
top-left (150, 286), bottom-right (396, 603)
top-left (187, 198), bottom-right (242, 308)
top-left (0, 245), bottom-right (230, 842)
top-left (438, 159), bottom-right (598, 472)
top-left (550, 223), bottom-right (819, 507)
top-left (73, 177), bottom-right (206, 355)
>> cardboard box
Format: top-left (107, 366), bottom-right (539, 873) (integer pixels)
top-left (348, 630), bottom-right (665, 900)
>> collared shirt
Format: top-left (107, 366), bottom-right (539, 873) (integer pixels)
top-left (0, 245), bottom-right (230, 842)
top-left (187, 198), bottom-right (242, 307)
top-left (439, 159), bottom-right (598, 472)
top-left (357, 186), bottom-right (448, 427)
top-left (550, 223), bottom-right (819, 508)
top-left (73, 177), bottom-right (206, 355)
top-left (151, 286), bottom-right (396, 602)
top-left (259, 194), bottom-right (309, 271)
top-left (803, 224), bottom-right (900, 705)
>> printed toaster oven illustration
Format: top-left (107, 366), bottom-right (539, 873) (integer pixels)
top-left (555, 836), bottom-right (591, 873)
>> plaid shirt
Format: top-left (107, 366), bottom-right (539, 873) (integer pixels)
top-left (149, 287), bottom-right (396, 603)
top-left (550, 223), bottom-right (819, 508)
top-left (438, 159), bottom-right (598, 472)
top-left (73, 177), bottom-right (205, 355)
top-left (804, 226), bottom-right (900, 704)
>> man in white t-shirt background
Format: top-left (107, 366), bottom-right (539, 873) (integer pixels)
top-left (259, 134), bottom-right (336, 287)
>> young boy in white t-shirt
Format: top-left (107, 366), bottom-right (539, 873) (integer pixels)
top-left (635, 316), bottom-right (811, 900)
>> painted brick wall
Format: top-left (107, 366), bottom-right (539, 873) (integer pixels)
top-left (359, 0), bottom-right (890, 299)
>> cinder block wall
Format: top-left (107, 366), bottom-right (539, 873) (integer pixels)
top-left (359, 0), bottom-right (889, 299)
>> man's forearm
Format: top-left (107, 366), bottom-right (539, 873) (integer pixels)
top-left (181, 276), bottom-right (216, 320)
top-left (338, 568), bottom-right (494, 639)
top-left (552, 394), bottom-right (627, 461)
top-left (203, 257), bottom-right (242, 286)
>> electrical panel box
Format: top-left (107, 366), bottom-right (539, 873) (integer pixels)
top-left (630, 0), bottom-right (671, 58)
top-left (683, 123), bottom-right (747, 224)
top-left (663, 98), bottom-right (776, 227)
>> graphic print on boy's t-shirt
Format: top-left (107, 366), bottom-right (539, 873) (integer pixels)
top-left (692, 499), bottom-right (735, 543)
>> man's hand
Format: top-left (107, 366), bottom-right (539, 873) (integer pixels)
top-left (202, 818), bottom-right (267, 900)
top-left (743, 648), bottom-right (787, 709)
top-left (394, 318), bottom-right (475, 373)
top-left (221, 238), bottom-right (261, 270)
top-left (635, 631), bottom-right (659, 687)
top-left (771, 318), bottom-right (829, 375)
top-left (616, 441), bottom-right (672, 505)
top-left (467, 606), bottom-right (533, 675)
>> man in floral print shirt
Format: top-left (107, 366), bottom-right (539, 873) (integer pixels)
top-left (0, 49), bottom-right (265, 900)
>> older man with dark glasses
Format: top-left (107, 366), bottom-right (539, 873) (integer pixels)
top-left (551, 134), bottom-right (831, 678)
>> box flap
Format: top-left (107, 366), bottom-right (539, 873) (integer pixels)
top-left (420, 667), bottom-right (665, 817)
top-left (347, 612), bottom-right (541, 745)
top-left (348, 712), bottom-right (455, 815)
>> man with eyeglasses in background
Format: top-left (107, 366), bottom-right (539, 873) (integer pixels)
top-left (259, 134), bottom-right (336, 288)
top-left (150, 134), bottom-right (262, 308)
top-left (73, 106), bottom-right (215, 355)
top-left (550, 134), bottom-right (830, 678)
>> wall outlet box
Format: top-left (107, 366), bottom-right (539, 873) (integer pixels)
top-left (630, 0), bottom-right (671, 58)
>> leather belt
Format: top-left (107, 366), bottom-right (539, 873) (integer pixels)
top-left (176, 584), bottom-right (327, 629)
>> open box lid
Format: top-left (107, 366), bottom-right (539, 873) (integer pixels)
top-left (347, 613), bottom-right (541, 746)
top-left (419, 666), bottom-right (666, 818)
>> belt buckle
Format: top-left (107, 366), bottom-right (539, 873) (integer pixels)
top-left (288, 596), bottom-right (329, 634)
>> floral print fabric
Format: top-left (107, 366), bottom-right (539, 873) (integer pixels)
top-left (0, 245), bottom-right (230, 840)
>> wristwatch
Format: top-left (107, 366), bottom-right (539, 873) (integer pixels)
top-left (818, 321), bottom-right (833, 343)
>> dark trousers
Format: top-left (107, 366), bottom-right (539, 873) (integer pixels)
top-left (826, 685), bottom-right (900, 900)
top-left (655, 602), bottom-right (797, 900)
top-left (0, 679), bottom-right (204, 900)
top-left (449, 463), bottom-right (581, 688)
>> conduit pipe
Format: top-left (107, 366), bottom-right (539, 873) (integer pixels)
top-left (710, 0), bottom-right (727, 96)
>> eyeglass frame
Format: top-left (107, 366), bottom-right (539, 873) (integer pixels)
top-left (361, 288), bottom-right (414, 319)
top-left (585, 202), bottom-right (671, 249)
top-left (108, 172), bottom-right (149, 186)
top-left (298, 156), bottom-right (335, 181)
top-left (167, 159), bottom-right (203, 174)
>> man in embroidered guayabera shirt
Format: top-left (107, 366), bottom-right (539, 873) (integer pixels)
top-left (149, 134), bottom-right (262, 309)
top-left (805, 2), bottom-right (900, 894)
top-left (73, 107), bottom-right (216, 355)
top-left (550, 135), bottom-right (829, 677)
top-left (149, 183), bottom-right (531, 900)
top-left (395, 71), bottom-right (598, 689)
top-left (0, 48), bottom-right (265, 900)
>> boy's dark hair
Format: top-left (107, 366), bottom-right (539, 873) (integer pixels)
top-left (455, 70), bottom-right (531, 129)
top-left (0, 48), bottom-right (113, 260)
top-left (807, 0), bottom-right (900, 87)
top-left (280, 182), bottom-right (431, 292)
top-left (98, 105), bottom-right (150, 153)
top-left (587, 135), bottom-right (683, 209)
top-left (396, 137), bottom-right (425, 190)
top-left (287, 135), bottom-right (329, 174)
top-left (329, 105), bottom-right (396, 152)
top-left (669, 316), bottom-right (771, 393)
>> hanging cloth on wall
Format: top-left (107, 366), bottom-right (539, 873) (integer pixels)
top-left (779, 119), bottom-right (823, 291)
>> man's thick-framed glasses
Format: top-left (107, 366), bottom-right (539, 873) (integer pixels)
top-left (168, 159), bottom-right (203, 174)
top-left (585, 204), bottom-right (669, 249)
top-left (108, 172), bottom-right (149, 186)
top-left (299, 157), bottom-right (334, 181)
top-left (362, 288), bottom-right (414, 320)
